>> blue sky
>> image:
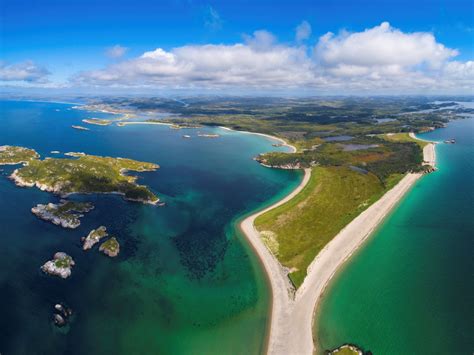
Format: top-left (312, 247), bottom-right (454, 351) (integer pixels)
top-left (1, 0), bottom-right (473, 94)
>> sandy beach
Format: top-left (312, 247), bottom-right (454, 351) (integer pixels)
top-left (240, 134), bottom-right (436, 354)
top-left (409, 132), bottom-right (436, 167)
top-left (219, 126), bottom-right (297, 153)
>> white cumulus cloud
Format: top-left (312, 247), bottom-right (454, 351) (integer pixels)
top-left (0, 61), bottom-right (50, 83)
top-left (71, 22), bottom-right (472, 94)
top-left (74, 31), bottom-right (315, 88)
top-left (315, 22), bottom-right (458, 75)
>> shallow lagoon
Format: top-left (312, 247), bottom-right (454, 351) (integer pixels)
top-left (0, 100), bottom-right (301, 354)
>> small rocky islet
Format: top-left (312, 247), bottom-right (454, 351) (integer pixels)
top-left (31, 200), bottom-right (94, 229)
top-left (53, 303), bottom-right (73, 327)
top-left (82, 226), bottom-right (120, 257)
top-left (327, 344), bottom-right (369, 355)
top-left (82, 226), bottom-right (108, 250)
top-left (99, 237), bottom-right (120, 257)
top-left (41, 252), bottom-right (75, 279)
top-left (41, 228), bottom-right (120, 280)
top-left (1, 145), bottom-right (146, 327)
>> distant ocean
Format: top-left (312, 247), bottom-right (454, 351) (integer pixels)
top-left (0, 100), bottom-right (301, 354)
top-left (315, 116), bottom-right (474, 354)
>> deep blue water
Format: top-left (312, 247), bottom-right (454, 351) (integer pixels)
top-left (0, 100), bottom-right (301, 354)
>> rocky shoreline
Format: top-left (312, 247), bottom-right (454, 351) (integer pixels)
top-left (31, 200), bottom-right (94, 229)
top-left (10, 166), bottom-right (160, 205)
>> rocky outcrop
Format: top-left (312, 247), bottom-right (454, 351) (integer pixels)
top-left (41, 252), bottom-right (75, 279)
top-left (53, 303), bottom-right (73, 327)
top-left (327, 344), bottom-right (366, 355)
top-left (197, 133), bottom-right (220, 138)
top-left (54, 313), bottom-right (66, 326)
top-left (99, 237), bottom-right (120, 257)
top-left (254, 156), bottom-right (305, 170)
top-left (82, 226), bottom-right (108, 250)
top-left (31, 200), bottom-right (94, 229)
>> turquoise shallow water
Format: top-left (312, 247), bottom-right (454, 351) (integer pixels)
top-left (0, 100), bottom-right (301, 354)
top-left (315, 118), bottom-right (474, 354)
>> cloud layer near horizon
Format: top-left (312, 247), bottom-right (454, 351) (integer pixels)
top-left (4, 22), bottom-right (474, 94)
top-left (0, 61), bottom-right (50, 83)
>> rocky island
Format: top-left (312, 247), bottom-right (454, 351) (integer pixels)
top-left (0, 145), bottom-right (39, 165)
top-left (7, 147), bottom-right (160, 204)
top-left (197, 133), bottom-right (220, 138)
top-left (72, 125), bottom-right (90, 131)
top-left (327, 344), bottom-right (366, 355)
top-left (41, 252), bottom-right (75, 279)
top-left (99, 237), bottom-right (120, 257)
top-left (82, 118), bottom-right (113, 126)
top-left (82, 226), bottom-right (108, 250)
top-left (31, 200), bottom-right (94, 228)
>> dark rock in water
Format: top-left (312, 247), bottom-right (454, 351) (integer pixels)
top-left (64, 306), bottom-right (73, 317)
top-left (54, 314), bottom-right (66, 327)
top-left (53, 303), bottom-right (73, 326)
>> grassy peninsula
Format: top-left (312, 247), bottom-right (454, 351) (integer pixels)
top-left (255, 166), bottom-right (388, 287)
top-left (6, 148), bottom-right (160, 204)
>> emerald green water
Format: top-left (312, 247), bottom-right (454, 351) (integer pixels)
top-left (0, 100), bottom-right (301, 354)
top-left (315, 118), bottom-right (474, 354)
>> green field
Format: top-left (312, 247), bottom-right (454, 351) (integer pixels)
top-left (381, 132), bottom-right (428, 149)
top-left (0, 145), bottom-right (39, 164)
top-left (255, 166), bottom-right (390, 288)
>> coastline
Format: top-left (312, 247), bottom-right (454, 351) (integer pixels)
top-left (239, 168), bottom-right (312, 354)
top-left (117, 122), bottom-right (298, 153)
top-left (218, 126), bottom-right (297, 153)
top-left (115, 121), bottom-right (174, 127)
top-left (239, 133), bottom-right (436, 354)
